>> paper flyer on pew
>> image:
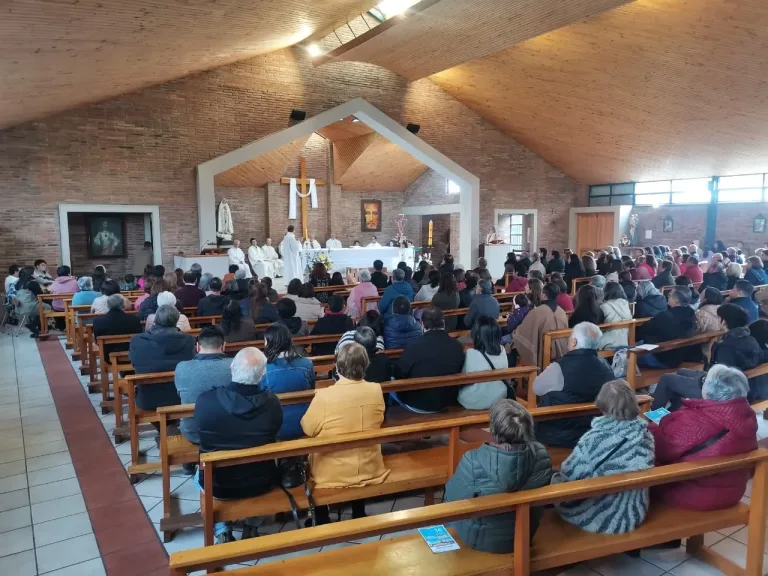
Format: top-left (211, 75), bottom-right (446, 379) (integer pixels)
top-left (419, 525), bottom-right (461, 553)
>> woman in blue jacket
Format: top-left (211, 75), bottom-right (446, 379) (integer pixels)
top-left (745, 257), bottom-right (768, 287)
top-left (260, 323), bottom-right (314, 439)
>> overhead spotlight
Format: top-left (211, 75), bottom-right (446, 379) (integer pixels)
top-left (307, 43), bottom-right (322, 58)
top-left (290, 109), bottom-right (306, 122)
top-left (406, 123), bottom-right (420, 134)
top-left (378, 0), bottom-right (413, 19)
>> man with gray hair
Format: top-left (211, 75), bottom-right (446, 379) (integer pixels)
top-left (636, 285), bottom-right (696, 369)
top-left (193, 347), bottom-right (282, 543)
top-left (532, 322), bottom-right (617, 447)
top-left (93, 293), bottom-right (142, 362)
top-left (378, 266), bottom-right (414, 316)
top-left (589, 275), bottom-right (606, 302)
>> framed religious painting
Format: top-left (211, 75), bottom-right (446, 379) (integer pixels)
top-left (754, 214), bottom-right (766, 234)
top-left (361, 200), bottom-right (382, 232)
top-left (86, 214), bottom-right (126, 258)
top-left (662, 216), bottom-right (674, 233)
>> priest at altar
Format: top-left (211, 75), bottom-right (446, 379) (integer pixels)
top-left (248, 238), bottom-right (274, 278)
top-left (227, 239), bottom-right (252, 278)
top-left (261, 238), bottom-right (284, 278)
top-left (367, 235), bottom-right (382, 248)
top-left (280, 226), bottom-right (303, 281)
top-left (303, 233), bottom-right (321, 250)
top-left (325, 233), bottom-right (342, 249)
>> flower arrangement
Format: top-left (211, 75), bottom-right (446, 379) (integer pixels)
top-left (306, 250), bottom-right (334, 274)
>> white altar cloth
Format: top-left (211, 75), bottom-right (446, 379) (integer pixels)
top-left (300, 247), bottom-right (414, 275)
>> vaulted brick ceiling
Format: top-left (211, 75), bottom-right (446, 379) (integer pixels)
top-left (0, 0), bottom-right (377, 129)
top-left (430, 0), bottom-right (768, 184)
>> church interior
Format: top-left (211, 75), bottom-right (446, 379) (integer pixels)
top-left (2, 0), bottom-right (768, 574)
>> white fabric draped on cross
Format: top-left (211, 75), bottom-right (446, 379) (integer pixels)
top-left (288, 177), bottom-right (318, 220)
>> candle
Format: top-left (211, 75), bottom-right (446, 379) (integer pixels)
top-left (428, 219), bottom-right (433, 246)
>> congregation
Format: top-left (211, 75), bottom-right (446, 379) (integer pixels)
top-left (4, 237), bottom-right (768, 554)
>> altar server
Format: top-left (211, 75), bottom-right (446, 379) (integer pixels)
top-left (280, 226), bottom-right (303, 282)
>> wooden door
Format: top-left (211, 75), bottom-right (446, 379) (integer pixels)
top-left (576, 212), bottom-right (615, 254)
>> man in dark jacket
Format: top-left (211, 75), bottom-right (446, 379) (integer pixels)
top-left (129, 305), bottom-right (196, 411)
top-left (394, 307), bottom-right (465, 412)
top-left (545, 250), bottom-right (565, 274)
top-left (383, 297), bottom-right (422, 349)
top-left (636, 286), bottom-right (697, 368)
top-left (651, 260), bottom-right (675, 290)
top-left (533, 322), bottom-right (616, 447)
top-left (194, 347), bottom-right (282, 544)
top-left (651, 304), bottom-right (761, 410)
top-left (464, 280), bottom-right (500, 330)
top-left (459, 271), bottom-right (478, 309)
top-left (196, 278), bottom-right (231, 317)
top-left (310, 295), bottom-right (354, 355)
top-left (730, 280), bottom-right (759, 323)
top-left (370, 260), bottom-right (390, 290)
top-left (701, 261), bottom-right (728, 292)
top-left (175, 271), bottom-right (206, 308)
top-left (93, 294), bottom-right (142, 361)
top-left (378, 268), bottom-right (414, 316)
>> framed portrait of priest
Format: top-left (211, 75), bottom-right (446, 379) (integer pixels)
top-left (361, 200), bottom-right (382, 232)
top-left (86, 214), bottom-right (126, 258)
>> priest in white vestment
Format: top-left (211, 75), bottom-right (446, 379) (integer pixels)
top-left (262, 238), bottom-right (284, 277)
top-left (248, 238), bottom-right (273, 278)
top-left (280, 226), bottom-right (303, 282)
top-left (367, 235), bottom-right (382, 248)
top-left (325, 233), bottom-right (342, 249)
top-left (227, 239), bottom-right (252, 278)
top-left (303, 233), bottom-right (321, 250)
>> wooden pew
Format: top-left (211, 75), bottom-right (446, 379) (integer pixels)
top-left (37, 292), bottom-right (76, 338)
top-left (626, 331), bottom-right (725, 390)
top-left (124, 367), bottom-right (538, 480)
top-left (156, 394), bottom-right (651, 542)
top-left (168, 448), bottom-right (768, 576)
top-left (541, 318), bottom-right (651, 370)
top-left (570, 276), bottom-right (591, 296)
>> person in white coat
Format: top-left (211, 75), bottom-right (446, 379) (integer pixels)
top-left (227, 240), bottom-right (251, 279)
top-left (280, 226), bottom-right (303, 282)
top-left (248, 238), bottom-right (273, 278)
top-left (261, 238), bottom-right (284, 277)
top-left (367, 236), bottom-right (382, 248)
top-left (303, 233), bottom-right (321, 250)
top-left (598, 281), bottom-right (633, 349)
top-left (325, 233), bottom-right (342, 249)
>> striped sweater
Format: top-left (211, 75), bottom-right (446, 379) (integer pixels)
top-left (556, 416), bottom-right (654, 534)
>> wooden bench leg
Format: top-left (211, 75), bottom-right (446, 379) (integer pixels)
top-left (514, 503), bottom-right (530, 576)
top-left (746, 460), bottom-right (768, 575)
top-left (424, 488), bottom-right (435, 506)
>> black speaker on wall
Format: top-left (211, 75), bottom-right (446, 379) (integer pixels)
top-left (290, 109), bottom-right (307, 122)
top-left (406, 123), bottom-right (420, 134)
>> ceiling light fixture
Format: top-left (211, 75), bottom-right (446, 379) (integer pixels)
top-left (307, 44), bottom-right (322, 58)
top-left (377, 0), bottom-right (414, 19)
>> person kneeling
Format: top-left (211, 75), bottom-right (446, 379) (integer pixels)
top-left (301, 343), bottom-right (390, 524)
top-left (555, 380), bottom-right (654, 534)
top-left (444, 399), bottom-right (553, 552)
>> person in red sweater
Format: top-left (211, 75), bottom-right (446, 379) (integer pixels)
top-left (505, 268), bottom-right (528, 293)
top-left (637, 254), bottom-right (657, 279)
top-left (649, 365), bottom-right (757, 511)
top-left (683, 255), bottom-right (704, 283)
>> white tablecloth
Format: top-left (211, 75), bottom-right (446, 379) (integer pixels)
top-left (300, 247), bottom-right (414, 274)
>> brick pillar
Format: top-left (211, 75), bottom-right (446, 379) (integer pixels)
top-left (450, 213), bottom-right (461, 263)
top-left (328, 184), bottom-right (343, 239)
top-left (266, 182), bottom-right (282, 240)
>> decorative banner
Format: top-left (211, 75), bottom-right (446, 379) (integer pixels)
top-left (288, 178), bottom-right (318, 220)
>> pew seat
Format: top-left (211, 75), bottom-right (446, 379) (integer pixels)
top-left (215, 504), bottom-right (749, 576)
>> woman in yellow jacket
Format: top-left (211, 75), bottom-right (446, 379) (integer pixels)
top-left (301, 342), bottom-right (390, 523)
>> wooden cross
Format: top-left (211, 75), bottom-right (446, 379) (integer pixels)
top-left (281, 157), bottom-right (326, 241)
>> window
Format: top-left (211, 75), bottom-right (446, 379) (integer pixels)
top-left (588, 182), bottom-right (635, 207)
top-left (718, 174), bottom-right (765, 203)
top-left (671, 178), bottom-right (711, 204)
top-left (446, 180), bottom-right (460, 195)
top-left (506, 215), bottom-right (524, 251)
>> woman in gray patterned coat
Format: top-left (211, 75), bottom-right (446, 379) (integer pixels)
top-left (444, 399), bottom-right (553, 553)
top-left (556, 379), bottom-right (655, 534)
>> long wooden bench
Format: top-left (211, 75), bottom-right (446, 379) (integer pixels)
top-left (170, 448), bottom-right (768, 576)
top-left (37, 292), bottom-right (77, 338)
top-left (626, 330), bottom-right (725, 390)
top-left (156, 393), bottom-right (652, 542)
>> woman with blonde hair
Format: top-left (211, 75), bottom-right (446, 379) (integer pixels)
top-left (726, 261), bottom-right (743, 290)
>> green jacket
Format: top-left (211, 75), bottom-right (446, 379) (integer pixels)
top-left (444, 442), bottom-right (553, 553)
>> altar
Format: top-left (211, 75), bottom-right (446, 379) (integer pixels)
top-left (300, 247), bottom-right (414, 275)
top-left (173, 254), bottom-right (230, 277)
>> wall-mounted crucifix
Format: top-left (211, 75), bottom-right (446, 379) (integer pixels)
top-left (281, 157), bottom-right (326, 240)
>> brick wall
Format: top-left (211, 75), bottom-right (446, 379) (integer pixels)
top-left (0, 47), bottom-right (586, 275)
top-left (213, 187), bottom-right (267, 245)
top-left (67, 213), bottom-right (145, 277)
top-left (404, 169), bottom-right (457, 206)
top-left (716, 202), bottom-right (768, 254)
top-left (631, 205), bottom-right (708, 248)
top-left (421, 214), bottom-right (452, 264)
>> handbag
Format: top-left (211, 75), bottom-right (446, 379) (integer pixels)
top-left (480, 351), bottom-right (516, 400)
top-left (277, 457), bottom-right (317, 529)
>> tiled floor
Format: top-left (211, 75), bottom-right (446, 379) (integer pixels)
top-left (1, 327), bottom-right (767, 575)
